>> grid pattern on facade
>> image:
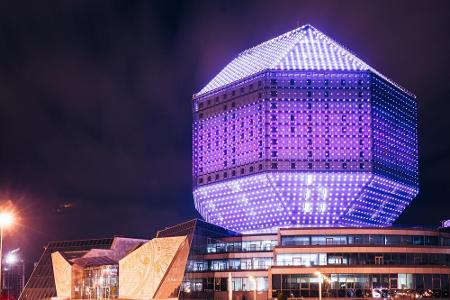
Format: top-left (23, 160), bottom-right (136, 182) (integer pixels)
top-left (192, 25), bottom-right (418, 232)
top-left (18, 238), bottom-right (114, 300)
top-left (196, 25), bottom-right (411, 97)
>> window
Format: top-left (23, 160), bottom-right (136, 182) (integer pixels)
top-left (328, 255), bottom-right (347, 265)
top-left (290, 79), bottom-right (295, 85)
top-left (307, 79), bottom-right (311, 85)
top-left (291, 162), bottom-right (296, 169)
top-left (271, 90), bottom-right (277, 97)
top-left (271, 163), bottom-right (278, 169)
top-left (271, 79), bottom-right (277, 85)
top-left (375, 256), bottom-right (384, 265)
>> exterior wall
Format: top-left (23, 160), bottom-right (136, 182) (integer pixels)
top-left (182, 227), bottom-right (450, 300)
top-left (119, 236), bottom-right (189, 300)
top-left (154, 237), bottom-right (191, 299)
top-left (51, 252), bottom-right (73, 299)
top-left (19, 238), bottom-right (114, 300)
top-left (192, 69), bottom-right (418, 231)
top-left (370, 74), bottom-right (418, 187)
top-left (191, 25), bottom-right (419, 232)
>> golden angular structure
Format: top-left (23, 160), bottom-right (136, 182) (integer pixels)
top-left (119, 236), bottom-right (189, 300)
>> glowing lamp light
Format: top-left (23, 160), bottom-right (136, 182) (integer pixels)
top-left (5, 252), bottom-right (18, 265)
top-left (0, 212), bottom-right (13, 227)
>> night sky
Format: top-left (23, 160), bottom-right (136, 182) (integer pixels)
top-left (1, 1), bottom-right (450, 266)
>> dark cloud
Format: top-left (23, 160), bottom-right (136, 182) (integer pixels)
top-left (0, 0), bottom-right (449, 266)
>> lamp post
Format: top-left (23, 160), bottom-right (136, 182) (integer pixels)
top-left (0, 212), bottom-right (14, 294)
top-left (314, 271), bottom-right (325, 300)
top-left (248, 276), bottom-right (257, 300)
top-left (228, 272), bottom-right (232, 300)
top-left (5, 249), bottom-right (20, 298)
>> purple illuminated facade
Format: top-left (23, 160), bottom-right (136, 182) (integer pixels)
top-left (192, 25), bottom-right (418, 232)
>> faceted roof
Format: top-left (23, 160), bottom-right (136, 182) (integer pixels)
top-left (196, 24), bottom-right (412, 97)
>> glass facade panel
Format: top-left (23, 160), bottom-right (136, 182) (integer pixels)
top-left (281, 234), bottom-right (444, 247)
top-left (78, 265), bottom-right (118, 299)
top-left (275, 252), bottom-right (450, 267)
top-left (277, 254), bottom-right (326, 266)
top-left (207, 239), bottom-right (277, 253)
top-left (282, 236), bottom-right (310, 246)
top-left (311, 236), bottom-right (347, 245)
top-left (272, 274), bottom-right (450, 299)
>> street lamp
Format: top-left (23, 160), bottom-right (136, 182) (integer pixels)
top-left (248, 276), bottom-right (257, 300)
top-left (0, 212), bottom-right (14, 293)
top-left (314, 271), bottom-right (329, 300)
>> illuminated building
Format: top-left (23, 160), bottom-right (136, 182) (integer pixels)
top-left (20, 25), bottom-right (449, 300)
top-left (21, 220), bottom-right (450, 300)
top-left (192, 24), bottom-right (418, 232)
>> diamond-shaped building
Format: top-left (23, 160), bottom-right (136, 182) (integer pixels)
top-left (192, 24), bottom-right (418, 232)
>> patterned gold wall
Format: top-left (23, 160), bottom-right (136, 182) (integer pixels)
top-left (119, 236), bottom-right (189, 300)
top-left (51, 251), bottom-right (73, 299)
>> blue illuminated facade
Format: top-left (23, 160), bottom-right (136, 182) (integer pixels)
top-left (192, 25), bottom-right (418, 232)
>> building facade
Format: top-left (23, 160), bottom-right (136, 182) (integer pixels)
top-left (20, 220), bottom-right (450, 300)
top-left (21, 25), bottom-right (447, 300)
top-left (180, 222), bottom-right (450, 299)
top-left (192, 24), bottom-right (418, 232)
